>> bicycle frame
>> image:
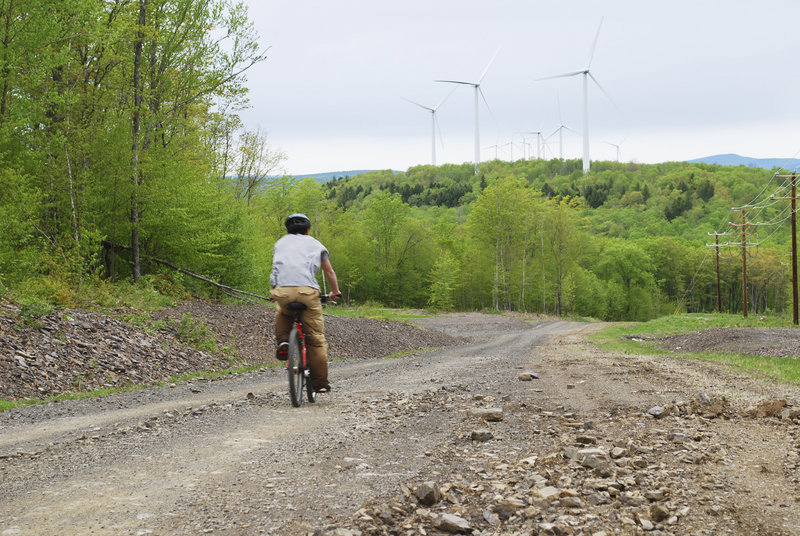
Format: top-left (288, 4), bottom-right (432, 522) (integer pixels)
top-left (289, 314), bottom-right (307, 372)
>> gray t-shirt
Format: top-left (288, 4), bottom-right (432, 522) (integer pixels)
top-left (270, 234), bottom-right (330, 290)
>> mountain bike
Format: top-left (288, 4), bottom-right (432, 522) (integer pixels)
top-left (285, 295), bottom-right (335, 407)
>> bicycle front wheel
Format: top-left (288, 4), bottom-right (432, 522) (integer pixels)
top-left (287, 328), bottom-right (303, 407)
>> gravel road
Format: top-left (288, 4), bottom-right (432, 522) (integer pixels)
top-left (2, 313), bottom-right (800, 535)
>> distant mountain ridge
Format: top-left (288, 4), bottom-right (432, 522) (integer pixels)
top-left (290, 170), bottom-right (386, 183)
top-left (688, 153), bottom-right (800, 171)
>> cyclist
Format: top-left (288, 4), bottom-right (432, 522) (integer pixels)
top-left (269, 213), bottom-right (341, 393)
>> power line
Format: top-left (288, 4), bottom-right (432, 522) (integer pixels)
top-left (730, 207), bottom-right (758, 317)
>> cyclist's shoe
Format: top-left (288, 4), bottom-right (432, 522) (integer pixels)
top-left (315, 381), bottom-right (332, 393)
top-left (276, 341), bottom-right (289, 361)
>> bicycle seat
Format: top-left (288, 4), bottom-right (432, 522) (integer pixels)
top-left (287, 302), bottom-right (307, 311)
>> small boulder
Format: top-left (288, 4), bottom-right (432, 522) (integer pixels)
top-left (433, 513), bottom-right (471, 534)
top-left (468, 407), bottom-right (504, 422)
top-left (518, 371), bottom-right (541, 381)
top-left (416, 481), bottom-right (442, 506)
top-left (471, 429), bottom-right (494, 442)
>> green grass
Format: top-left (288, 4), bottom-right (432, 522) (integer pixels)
top-left (324, 302), bottom-right (434, 322)
top-left (0, 384), bottom-right (149, 412)
top-left (590, 312), bottom-right (800, 384)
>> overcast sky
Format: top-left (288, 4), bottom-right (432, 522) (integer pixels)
top-left (239, 0), bottom-right (800, 175)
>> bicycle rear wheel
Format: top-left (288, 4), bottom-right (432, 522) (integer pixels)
top-left (287, 328), bottom-right (303, 407)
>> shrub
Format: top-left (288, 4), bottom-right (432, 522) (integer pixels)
top-left (176, 313), bottom-right (218, 353)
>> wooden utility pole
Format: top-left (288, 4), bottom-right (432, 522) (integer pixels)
top-left (706, 232), bottom-right (729, 313)
top-left (771, 173), bottom-right (799, 324)
top-left (730, 208), bottom-right (757, 317)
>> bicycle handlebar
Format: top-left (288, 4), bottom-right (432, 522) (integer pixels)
top-left (320, 293), bottom-right (342, 304)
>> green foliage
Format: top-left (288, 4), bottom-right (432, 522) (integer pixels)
top-left (117, 311), bottom-right (168, 336)
top-left (176, 313), bottom-right (218, 353)
top-left (14, 298), bottom-right (55, 330)
top-left (0, 0), bottom-right (792, 323)
top-left (428, 251), bottom-right (458, 311)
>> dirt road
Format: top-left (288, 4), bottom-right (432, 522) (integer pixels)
top-left (2, 314), bottom-right (800, 535)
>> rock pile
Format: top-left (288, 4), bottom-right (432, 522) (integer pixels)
top-left (0, 302), bottom-right (459, 400)
top-left (0, 303), bottom-right (222, 399)
top-left (323, 387), bottom-right (800, 536)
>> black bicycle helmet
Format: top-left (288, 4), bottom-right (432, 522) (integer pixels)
top-left (285, 213), bottom-right (311, 234)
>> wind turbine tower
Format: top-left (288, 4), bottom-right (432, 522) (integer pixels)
top-left (537, 18), bottom-right (614, 174)
top-left (436, 50), bottom-right (499, 174)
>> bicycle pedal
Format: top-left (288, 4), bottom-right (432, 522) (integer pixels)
top-left (303, 370), bottom-right (311, 377)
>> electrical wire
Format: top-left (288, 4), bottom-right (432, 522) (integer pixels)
top-left (681, 170), bottom-right (797, 313)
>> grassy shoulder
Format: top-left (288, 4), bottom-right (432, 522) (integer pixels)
top-left (323, 301), bottom-right (434, 323)
top-left (590, 313), bottom-right (800, 384)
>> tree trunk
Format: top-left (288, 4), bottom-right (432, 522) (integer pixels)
top-left (131, 0), bottom-right (147, 281)
top-left (0, 0), bottom-right (13, 122)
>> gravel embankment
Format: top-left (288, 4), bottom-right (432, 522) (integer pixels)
top-left (0, 301), bottom-right (460, 400)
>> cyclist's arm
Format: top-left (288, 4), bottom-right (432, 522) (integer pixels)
top-left (321, 258), bottom-right (341, 298)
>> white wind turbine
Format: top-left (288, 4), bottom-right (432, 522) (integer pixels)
top-left (502, 136), bottom-right (515, 161)
top-left (520, 133), bottom-right (532, 160)
top-left (547, 96), bottom-right (577, 163)
top-left (523, 129), bottom-right (547, 160)
top-left (548, 121), bottom-right (577, 163)
top-left (536, 18), bottom-right (615, 174)
top-left (402, 87), bottom-right (457, 166)
top-left (605, 136), bottom-right (627, 162)
top-left (436, 49), bottom-right (500, 173)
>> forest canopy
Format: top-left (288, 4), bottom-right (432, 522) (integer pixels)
top-left (0, 1), bottom-right (795, 322)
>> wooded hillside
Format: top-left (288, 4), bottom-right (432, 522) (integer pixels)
top-left (0, 2), bottom-right (794, 322)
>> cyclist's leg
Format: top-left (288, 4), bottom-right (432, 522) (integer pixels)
top-left (270, 287), bottom-right (298, 346)
top-left (299, 295), bottom-right (329, 391)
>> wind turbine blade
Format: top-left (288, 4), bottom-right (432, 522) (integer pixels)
top-left (535, 70), bottom-right (584, 82)
top-left (587, 17), bottom-right (604, 68)
top-left (401, 97), bottom-right (434, 112)
top-left (434, 114), bottom-right (445, 149)
top-left (588, 72), bottom-right (619, 110)
top-left (435, 79), bottom-right (474, 86)
top-left (478, 47), bottom-right (501, 84)
top-left (435, 84), bottom-right (459, 110)
top-left (478, 87), bottom-right (495, 122)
